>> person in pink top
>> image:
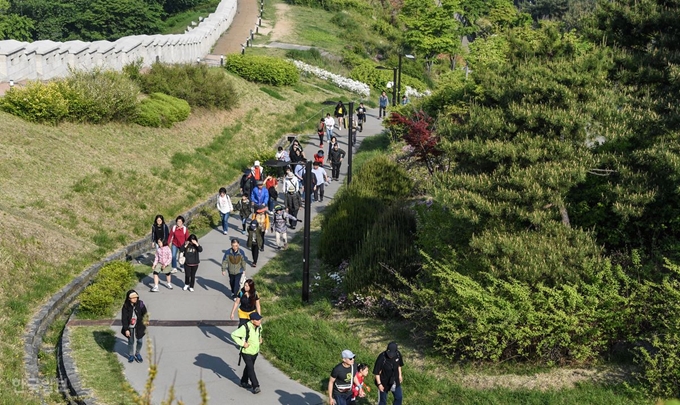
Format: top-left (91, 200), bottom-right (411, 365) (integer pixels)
top-left (168, 216), bottom-right (188, 273)
top-left (151, 239), bottom-right (173, 292)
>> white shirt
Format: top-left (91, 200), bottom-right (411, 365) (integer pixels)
top-left (283, 176), bottom-right (299, 193)
top-left (311, 167), bottom-right (327, 185)
top-left (217, 194), bottom-right (233, 214)
top-left (324, 116), bottom-right (335, 129)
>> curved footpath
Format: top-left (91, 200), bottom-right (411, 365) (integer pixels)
top-left (113, 109), bottom-right (383, 404)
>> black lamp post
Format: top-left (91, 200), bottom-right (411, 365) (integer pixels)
top-left (396, 54), bottom-right (415, 105)
top-left (375, 65), bottom-right (397, 107)
top-left (347, 101), bottom-right (354, 184)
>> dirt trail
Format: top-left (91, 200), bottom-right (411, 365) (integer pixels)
top-left (271, 3), bottom-right (293, 42)
top-left (211, 0), bottom-right (261, 55)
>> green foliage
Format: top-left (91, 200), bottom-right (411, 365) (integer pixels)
top-left (62, 70), bottom-right (140, 124)
top-left (284, 0), bottom-right (362, 12)
top-left (320, 155), bottom-right (413, 268)
top-left (224, 55), bottom-right (299, 86)
top-left (135, 92), bottom-right (191, 128)
top-left (133, 63), bottom-right (238, 109)
top-left (79, 261), bottom-right (136, 317)
top-left (350, 60), bottom-right (427, 92)
top-left (0, 13), bottom-right (34, 40)
top-left (285, 48), bottom-right (324, 65)
top-left (1, 81), bottom-right (69, 125)
top-left (259, 87), bottom-right (286, 101)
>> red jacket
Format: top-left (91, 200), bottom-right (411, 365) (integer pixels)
top-left (169, 225), bottom-right (188, 247)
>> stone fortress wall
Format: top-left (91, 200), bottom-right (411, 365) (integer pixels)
top-left (0, 0), bottom-right (237, 83)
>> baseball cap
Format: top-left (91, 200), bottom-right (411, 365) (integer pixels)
top-left (249, 312), bottom-right (262, 321)
top-left (386, 342), bottom-right (398, 358)
top-left (341, 349), bottom-right (355, 359)
top-left (254, 160), bottom-right (261, 166)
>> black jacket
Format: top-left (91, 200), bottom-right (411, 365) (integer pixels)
top-left (285, 192), bottom-right (302, 212)
top-left (329, 148), bottom-right (346, 164)
top-left (150, 223), bottom-right (169, 244)
top-left (181, 242), bottom-right (203, 265)
top-left (121, 289), bottom-right (148, 339)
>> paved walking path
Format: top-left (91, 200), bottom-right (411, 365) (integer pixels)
top-left (113, 109), bottom-right (384, 404)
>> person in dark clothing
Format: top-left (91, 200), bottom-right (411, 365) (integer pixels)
top-left (181, 234), bottom-right (202, 292)
top-left (328, 143), bottom-right (346, 181)
top-left (230, 278), bottom-right (261, 327)
top-left (246, 220), bottom-right (264, 267)
top-left (121, 290), bottom-right (148, 363)
top-left (356, 103), bottom-right (366, 131)
top-left (284, 185), bottom-right (302, 229)
top-left (235, 194), bottom-right (252, 234)
top-left (373, 342), bottom-right (404, 405)
top-left (334, 101), bottom-right (346, 130)
top-left (240, 168), bottom-right (254, 198)
top-left (151, 214), bottom-right (169, 249)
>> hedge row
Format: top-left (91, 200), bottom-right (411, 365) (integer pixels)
top-left (225, 55), bottom-right (299, 86)
top-left (79, 261), bottom-right (137, 317)
top-left (135, 93), bottom-right (191, 128)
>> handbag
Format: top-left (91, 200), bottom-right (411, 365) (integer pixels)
top-left (239, 272), bottom-right (246, 289)
top-left (178, 251), bottom-right (186, 265)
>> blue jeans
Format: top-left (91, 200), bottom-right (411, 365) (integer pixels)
top-left (268, 197), bottom-right (276, 212)
top-left (378, 385), bottom-right (402, 405)
top-left (220, 212), bottom-right (230, 233)
top-left (127, 330), bottom-right (143, 356)
top-left (326, 126), bottom-right (334, 141)
top-left (171, 244), bottom-right (180, 269)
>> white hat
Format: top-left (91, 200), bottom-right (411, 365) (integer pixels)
top-left (254, 160), bottom-right (261, 166)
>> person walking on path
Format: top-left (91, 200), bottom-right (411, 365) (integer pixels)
top-left (324, 113), bottom-right (336, 142)
top-left (284, 184), bottom-right (302, 229)
top-left (250, 181), bottom-right (269, 210)
top-left (272, 205), bottom-right (296, 250)
top-left (352, 363), bottom-right (370, 400)
top-left (235, 194), bottom-right (253, 235)
top-left (311, 161), bottom-right (329, 202)
top-left (356, 103), bottom-right (366, 131)
top-left (169, 216), bottom-right (188, 273)
top-left (181, 234), bottom-right (202, 292)
top-left (314, 150), bottom-right (325, 168)
top-left (252, 205), bottom-right (269, 251)
top-left (328, 349), bottom-right (356, 405)
top-left (231, 312), bottom-right (264, 394)
top-left (246, 220), bottom-right (264, 267)
top-left (151, 239), bottom-right (173, 291)
top-left (217, 187), bottom-right (234, 235)
top-left (329, 143), bottom-right (346, 181)
top-left (240, 168), bottom-right (255, 199)
top-left (121, 290), bottom-right (148, 364)
top-left (317, 118), bottom-right (326, 148)
top-left (151, 214), bottom-right (169, 249)
top-left (264, 175), bottom-right (279, 212)
top-left (334, 101), bottom-right (346, 130)
top-left (373, 342), bottom-right (404, 405)
top-left (294, 159), bottom-right (307, 201)
top-left (221, 239), bottom-right (247, 298)
top-left (379, 91), bottom-right (389, 119)
top-left (283, 170), bottom-right (299, 194)
top-left (230, 278), bottom-right (261, 327)
top-left (290, 139), bottom-right (306, 163)
top-left (327, 136), bottom-right (339, 155)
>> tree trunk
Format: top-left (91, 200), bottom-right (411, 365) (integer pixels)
top-left (559, 204), bottom-right (570, 227)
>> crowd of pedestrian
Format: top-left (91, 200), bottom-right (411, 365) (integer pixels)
top-left (122, 103), bottom-right (408, 402)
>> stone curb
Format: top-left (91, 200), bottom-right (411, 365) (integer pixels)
top-left (23, 134), bottom-right (297, 402)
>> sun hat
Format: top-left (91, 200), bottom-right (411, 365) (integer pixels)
top-left (128, 291), bottom-right (139, 299)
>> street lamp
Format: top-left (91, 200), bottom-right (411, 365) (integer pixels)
top-left (397, 54), bottom-right (415, 104)
top-left (375, 65), bottom-right (397, 107)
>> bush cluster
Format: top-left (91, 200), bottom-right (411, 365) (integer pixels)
top-left (135, 93), bottom-right (191, 128)
top-left (1, 70), bottom-right (139, 125)
top-left (320, 155), bottom-right (415, 292)
top-left (350, 60), bottom-right (426, 92)
top-left (79, 261), bottom-right (137, 317)
top-left (130, 62), bottom-right (238, 109)
top-left (284, 0), bottom-right (362, 12)
top-left (225, 55), bottom-right (299, 86)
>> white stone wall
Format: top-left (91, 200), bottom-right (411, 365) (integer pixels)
top-left (0, 0), bottom-right (237, 83)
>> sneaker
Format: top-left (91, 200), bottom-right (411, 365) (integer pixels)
top-left (167, 283), bottom-right (173, 289)
top-left (252, 263), bottom-right (257, 267)
top-left (171, 268), bottom-right (178, 274)
top-left (223, 231), bottom-right (228, 235)
top-left (135, 353), bottom-right (143, 363)
top-left (253, 386), bottom-right (261, 394)
top-left (231, 294), bottom-right (237, 300)
top-left (151, 285), bottom-right (159, 292)
top-left (276, 246), bottom-right (281, 250)
top-left (189, 287), bottom-right (194, 292)
top-left (128, 355), bottom-right (135, 363)
top-left (241, 229), bottom-right (246, 235)
top-left (241, 382), bottom-right (252, 389)
top-left (183, 285), bottom-right (189, 291)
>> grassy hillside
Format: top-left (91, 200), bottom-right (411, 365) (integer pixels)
top-left (0, 70), bottom-right (356, 404)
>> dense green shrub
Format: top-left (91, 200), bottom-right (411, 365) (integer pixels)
top-left (350, 60), bottom-right (427, 92)
top-left (79, 261), bottom-right (136, 317)
top-left (62, 70), bottom-right (140, 124)
top-left (135, 93), bottom-right (191, 128)
top-left (1, 81), bottom-right (69, 124)
top-left (345, 205), bottom-right (418, 292)
top-left (132, 63), bottom-right (238, 109)
top-left (320, 155), bottom-right (413, 267)
top-left (225, 55), bottom-right (299, 86)
top-left (285, 0), bottom-right (362, 12)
